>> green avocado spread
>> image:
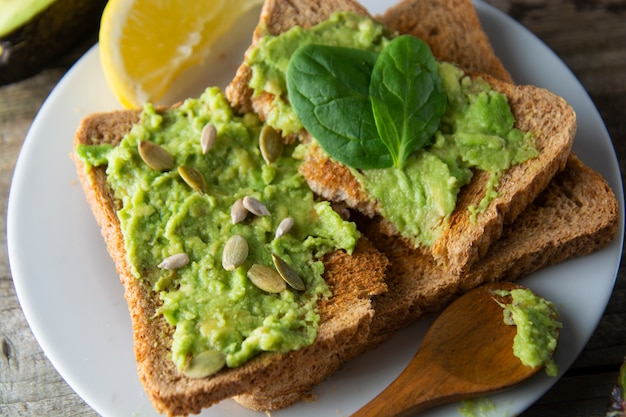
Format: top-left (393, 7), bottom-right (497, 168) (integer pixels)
top-left (247, 12), bottom-right (391, 136)
top-left (494, 288), bottom-right (562, 376)
top-left (459, 397), bottom-right (497, 417)
top-left (353, 63), bottom-right (537, 245)
top-left (247, 12), bottom-right (538, 247)
top-left (76, 87), bottom-right (359, 374)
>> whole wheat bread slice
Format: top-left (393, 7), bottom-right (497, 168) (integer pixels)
top-left (71, 110), bottom-right (389, 417)
top-left (226, 0), bottom-right (576, 276)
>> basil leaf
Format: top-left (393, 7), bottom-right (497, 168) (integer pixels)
top-left (370, 35), bottom-right (447, 168)
top-left (287, 44), bottom-right (393, 169)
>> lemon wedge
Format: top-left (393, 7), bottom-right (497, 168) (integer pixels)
top-left (99, 0), bottom-right (262, 108)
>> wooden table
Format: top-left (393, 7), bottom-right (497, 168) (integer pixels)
top-left (1, 1), bottom-right (624, 416)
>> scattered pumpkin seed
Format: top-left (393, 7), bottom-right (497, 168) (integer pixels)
top-left (275, 217), bottom-right (294, 239)
top-left (184, 349), bottom-right (226, 378)
top-left (222, 234), bottom-right (249, 271)
top-left (247, 264), bottom-right (286, 293)
top-left (158, 253), bottom-right (189, 270)
top-left (200, 123), bottom-right (217, 154)
top-left (138, 140), bottom-right (175, 171)
top-left (243, 196), bottom-right (270, 216)
top-left (178, 166), bottom-right (205, 193)
top-left (259, 124), bottom-right (283, 164)
top-left (231, 198), bottom-right (248, 225)
top-left (272, 254), bottom-right (306, 291)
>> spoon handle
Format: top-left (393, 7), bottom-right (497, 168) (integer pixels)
top-left (350, 348), bottom-right (457, 417)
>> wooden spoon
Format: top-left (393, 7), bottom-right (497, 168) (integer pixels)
top-left (351, 281), bottom-right (554, 417)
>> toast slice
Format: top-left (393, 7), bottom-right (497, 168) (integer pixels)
top-left (362, 153), bottom-right (619, 347)
top-left (226, 0), bottom-right (576, 276)
top-left (72, 109), bottom-right (388, 417)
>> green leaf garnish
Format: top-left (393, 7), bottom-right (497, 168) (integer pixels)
top-left (286, 36), bottom-right (446, 170)
top-left (286, 44), bottom-right (392, 169)
top-left (370, 35), bottom-right (447, 168)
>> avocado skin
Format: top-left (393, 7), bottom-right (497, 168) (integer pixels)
top-left (0, 0), bottom-right (108, 85)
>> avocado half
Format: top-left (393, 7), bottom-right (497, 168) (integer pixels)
top-left (0, 0), bottom-right (108, 85)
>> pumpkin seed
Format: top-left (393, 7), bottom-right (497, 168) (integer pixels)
top-left (231, 198), bottom-right (248, 224)
top-left (200, 123), bottom-right (217, 154)
top-left (272, 254), bottom-right (306, 291)
top-left (275, 217), bottom-right (294, 239)
top-left (222, 234), bottom-right (249, 271)
top-left (178, 166), bottom-right (205, 193)
top-left (247, 264), bottom-right (286, 293)
top-left (158, 253), bottom-right (189, 270)
top-left (138, 140), bottom-right (175, 171)
top-left (243, 196), bottom-right (270, 216)
top-left (259, 124), bottom-right (283, 164)
top-left (184, 349), bottom-right (226, 379)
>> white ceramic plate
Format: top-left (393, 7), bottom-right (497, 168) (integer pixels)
top-left (8, 1), bottom-right (624, 416)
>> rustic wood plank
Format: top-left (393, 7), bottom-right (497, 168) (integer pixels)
top-left (0, 279), bottom-right (96, 417)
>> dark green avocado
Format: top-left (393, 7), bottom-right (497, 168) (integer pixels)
top-left (0, 0), bottom-right (108, 85)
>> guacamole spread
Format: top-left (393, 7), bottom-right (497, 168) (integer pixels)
top-left (247, 12), bottom-right (538, 248)
top-left (353, 63), bottom-right (537, 245)
top-left (459, 397), bottom-right (498, 417)
top-left (247, 11), bottom-right (391, 136)
top-left (76, 87), bottom-right (359, 374)
top-left (494, 288), bottom-right (562, 376)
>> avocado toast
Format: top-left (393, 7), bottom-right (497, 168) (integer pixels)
top-left (71, 0), bottom-right (619, 415)
top-left (72, 94), bottom-right (389, 416)
top-left (227, 0), bottom-right (577, 277)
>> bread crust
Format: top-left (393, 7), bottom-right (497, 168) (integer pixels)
top-left (431, 76), bottom-right (576, 273)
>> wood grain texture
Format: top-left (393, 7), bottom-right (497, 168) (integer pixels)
top-left (353, 283), bottom-right (539, 417)
top-left (0, 1), bottom-right (624, 416)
